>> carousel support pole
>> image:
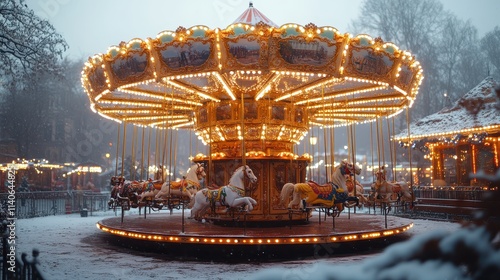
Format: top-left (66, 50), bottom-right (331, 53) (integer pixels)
top-left (318, 208), bottom-right (321, 225)
top-left (140, 127), bottom-right (145, 181)
top-left (115, 123), bottom-right (121, 177)
top-left (384, 202), bottom-right (388, 229)
top-left (181, 199), bottom-right (185, 233)
top-left (121, 122), bottom-right (127, 179)
top-left (350, 123), bottom-right (357, 215)
top-left (332, 210), bottom-right (335, 230)
top-left (243, 212), bottom-right (247, 236)
top-left (131, 126), bottom-right (137, 181)
top-left (369, 121), bottom-right (374, 215)
top-left (330, 127), bottom-right (335, 181)
top-left (240, 92), bottom-right (246, 167)
top-left (147, 127), bottom-right (151, 180)
top-left (406, 107), bottom-right (415, 208)
top-left (121, 203), bottom-right (125, 224)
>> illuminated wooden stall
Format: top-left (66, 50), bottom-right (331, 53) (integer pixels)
top-left (394, 77), bottom-right (500, 188)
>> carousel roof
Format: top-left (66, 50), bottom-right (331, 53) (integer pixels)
top-left (232, 2), bottom-right (278, 27)
top-left (394, 76), bottom-right (500, 141)
top-left (81, 4), bottom-right (423, 148)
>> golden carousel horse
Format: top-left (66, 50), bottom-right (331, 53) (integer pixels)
top-left (152, 163), bottom-right (206, 205)
top-left (280, 160), bottom-right (361, 215)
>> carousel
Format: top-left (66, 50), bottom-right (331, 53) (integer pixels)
top-left (84, 3), bottom-right (421, 257)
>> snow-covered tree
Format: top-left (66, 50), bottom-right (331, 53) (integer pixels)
top-left (0, 0), bottom-right (67, 83)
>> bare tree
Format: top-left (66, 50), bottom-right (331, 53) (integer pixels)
top-left (0, 0), bottom-right (67, 82)
top-left (481, 26), bottom-right (500, 79)
top-left (351, 0), bottom-right (488, 122)
top-left (351, 0), bottom-right (446, 54)
top-left (438, 16), bottom-right (486, 104)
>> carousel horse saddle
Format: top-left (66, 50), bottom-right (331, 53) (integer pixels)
top-left (307, 180), bottom-right (333, 189)
top-left (170, 180), bottom-right (188, 190)
top-left (146, 180), bottom-right (163, 191)
top-left (307, 181), bottom-right (340, 194)
top-left (391, 183), bottom-right (402, 193)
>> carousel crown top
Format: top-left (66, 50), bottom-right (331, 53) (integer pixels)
top-left (81, 3), bottom-right (423, 156)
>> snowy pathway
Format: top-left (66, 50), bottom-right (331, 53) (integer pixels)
top-left (16, 210), bottom-right (461, 279)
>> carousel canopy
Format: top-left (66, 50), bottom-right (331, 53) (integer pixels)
top-left (232, 2), bottom-right (278, 27)
top-left (81, 4), bottom-right (423, 151)
top-left (394, 76), bottom-right (500, 141)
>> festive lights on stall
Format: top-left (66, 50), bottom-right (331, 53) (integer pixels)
top-left (393, 125), bottom-right (500, 141)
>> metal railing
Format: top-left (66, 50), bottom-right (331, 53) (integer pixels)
top-left (0, 191), bottom-right (110, 219)
top-left (412, 186), bottom-right (488, 200)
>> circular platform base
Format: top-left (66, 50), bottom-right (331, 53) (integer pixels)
top-left (97, 211), bottom-right (413, 260)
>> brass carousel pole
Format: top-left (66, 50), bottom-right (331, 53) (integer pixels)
top-left (386, 117), bottom-right (394, 181)
top-left (323, 126), bottom-right (328, 182)
top-left (351, 91), bottom-right (357, 199)
top-left (321, 86), bottom-right (329, 182)
top-left (121, 122), bottom-right (127, 178)
top-left (392, 117), bottom-right (397, 181)
top-left (316, 126), bottom-right (320, 181)
top-left (406, 106), bottom-right (414, 206)
top-left (330, 125), bottom-right (335, 179)
top-left (380, 117), bottom-right (386, 168)
top-left (376, 117), bottom-right (381, 172)
top-left (130, 126), bottom-right (137, 181)
top-left (370, 121), bottom-right (374, 179)
top-left (350, 123), bottom-right (356, 193)
top-left (241, 92), bottom-right (246, 168)
top-left (147, 127), bottom-right (151, 180)
top-left (169, 90), bottom-right (175, 181)
top-left (115, 123), bottom-right (121, 177)
top-left (154, 128), bottom-right (158, 175)
top-left (140, 126), bottom-right (145, 181)
top-left (208, 102), bottom-right (213, 188)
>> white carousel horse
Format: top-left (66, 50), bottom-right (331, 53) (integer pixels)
top-left (280, 160), bottom-right (361, 213)
top-left (370, 166), bottom-right (412, 204)
top-left (153, 163), bottom-right (206, 201)
top-left (190, 165), bottom-right (258, 220)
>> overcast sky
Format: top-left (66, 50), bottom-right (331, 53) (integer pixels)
top-left (26, 0), bottom-right (500, 61)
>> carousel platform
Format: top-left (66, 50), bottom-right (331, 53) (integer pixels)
top-left (96, 210), bottom-right (414, 260)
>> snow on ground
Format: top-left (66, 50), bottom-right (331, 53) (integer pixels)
top-left (14, 209), bottom-right (463, 280)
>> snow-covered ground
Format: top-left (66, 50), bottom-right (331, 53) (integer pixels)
top-left (14, 209), bottom-right (465, 280)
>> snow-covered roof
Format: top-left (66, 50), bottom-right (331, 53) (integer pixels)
top-left (394, 77), bottom-right (500, 140)
top-left (232, 2), bottom-right (278, 27)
